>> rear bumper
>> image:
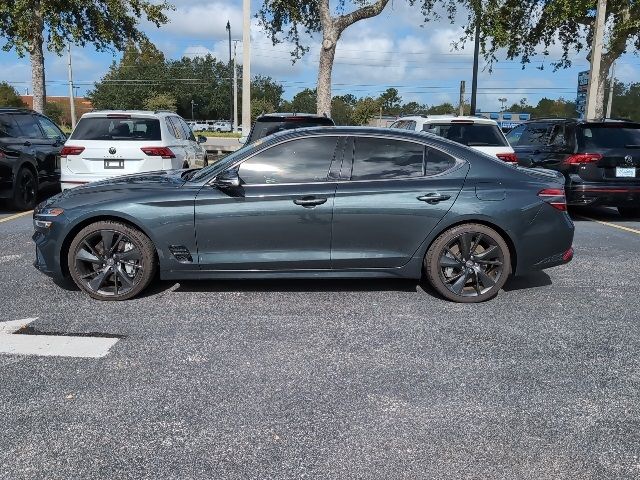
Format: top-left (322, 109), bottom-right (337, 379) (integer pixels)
top-left (567, 183), bottom-right (640, 207)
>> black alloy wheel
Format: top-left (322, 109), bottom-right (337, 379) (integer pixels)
top-left (68, 221), bottom-right (157, 300)
top-left (12, 167), bottom-right (37, 210)
top-left (424, 223), bottom-right (511, 302)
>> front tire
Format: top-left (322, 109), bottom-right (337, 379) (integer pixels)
top-left (67, 221), bottom-right (157, 301)
top-left (12, 167), bottom-right (38, 210)
top-left (618, 206), bottom-right (640, 219)
top-left (424, 223), bottom-right (511, 303)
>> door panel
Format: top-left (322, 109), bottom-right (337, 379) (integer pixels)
top-left (194, 135), bottom-right (343, 271)
top-left (331, 136), bottom-right (468, 269)
top-left (195, 183), bottom-right (335, 270)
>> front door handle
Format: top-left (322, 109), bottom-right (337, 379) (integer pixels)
top-left (293, 196), bottom-right (327, 208)
top-left (417, 193), bottom-right (451, 204)
top-left (23, 141), bottom-right (32, 147)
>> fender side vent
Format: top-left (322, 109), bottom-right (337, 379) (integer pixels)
top-left (168, 245), bottom-right (193, 263)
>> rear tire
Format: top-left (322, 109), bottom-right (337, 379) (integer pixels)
top-left (12, 166), bottom-right (38, 210)
top-left (424, 223), bottom-right (511, 303)
top-left (618, 207), bottom-right (640, 219)
top-left (67, 221), bottom-right (157, 301)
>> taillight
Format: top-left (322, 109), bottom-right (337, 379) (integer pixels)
top-left (564, 153), bottom-right (602, 165)
top-left (60, 146), bottom-right (85, 157)
top-left (141, 147), bottom-right (175, 159)
top-left (538, 188), bottom-right (567, 211)
top-left (496, 152), bottom-right (518, 163)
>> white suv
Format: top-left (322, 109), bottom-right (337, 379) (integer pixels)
top-left (390, 115), bottom-right (517, 162)
top-left (60, 111), bottom-right (207, 190)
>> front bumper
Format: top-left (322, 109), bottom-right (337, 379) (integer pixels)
top-left (32, 221), bottom-right (67, 279)
top-left (567, 183), bottom-right (640, 207)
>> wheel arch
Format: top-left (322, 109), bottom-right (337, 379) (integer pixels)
top-left (59, 214), bottom-right (160, 278)
top-left (419, 217), bottom-right (518, 275)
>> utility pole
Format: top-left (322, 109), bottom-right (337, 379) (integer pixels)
top-left (585, 0), bottom-right (607, 120)
top-left (67, 44), bottom-right (77, 129)
top-left (226, 21), bottom-right (233, 128)
top-left (242, 0), bottom-right (251, 134)
top-left (458, 80), bottom-right (466, 116)
top-left (470, 14), bottom-right (480, 115)
top-left (233, 40), bottom-right (239, 132)
top-left (606, 61), bottom-right (615, 118)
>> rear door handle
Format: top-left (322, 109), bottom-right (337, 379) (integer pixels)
top-left (417, 193), bottom-right (451, 204)
top-left (23, 141), bottom-right (32, 147)
top-left (293, 196), bottom-right (327, 208)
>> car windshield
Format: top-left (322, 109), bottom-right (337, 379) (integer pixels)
top-left (422, 123), bottom-right (508, 147)
top-left (578, 124), bottom-right (640, 149)
top-left (70, 117), bottom-right (162, 141)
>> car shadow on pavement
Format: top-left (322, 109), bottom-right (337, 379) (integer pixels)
top-left (502, 271), bottom-right (552, 292)
top-left (569, 205), bottom-right (639, 223)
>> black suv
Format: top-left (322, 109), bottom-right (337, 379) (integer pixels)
top-left (244, 113), bottom-right (335, 145)
top-left (0, 108), bottom-right (66, 210)
top-left (507, 118), bottom-right (640, 217)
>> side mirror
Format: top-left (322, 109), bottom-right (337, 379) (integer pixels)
top-left (213, 169), bottom-right (240, 189)
top-left (238, 136), bottom-right (247, 145)
top-left (197, 135), bottom-right (207, 144)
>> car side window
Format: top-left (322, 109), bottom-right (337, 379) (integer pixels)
top-left (351, 137), bottom-right (424, 180)
top-left (13, 114), bottom-right (44, 139)
top-left (36, 115), bottom-right (64, 140)
top-left (516, 123), bottom-right (554, 146)
top-left (238, 137), bottom-right (338, 185)
top-left (505, 124), bottom-right (525, 145)
top-left (166, 117), bottom-right (183, 140)
top-left (407, 121), bottom-right (417, 130)
top-left (176, 117), bottom-right (196, 141)
top-left (0, 114), bottom-right (22, 137)
top-left (425, 147), bottom-right (456, 176)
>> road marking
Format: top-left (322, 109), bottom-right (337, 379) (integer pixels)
top-left (579, 216), bottom-right (640, 236)
top-left (0, 211), bottom-right (32, 223)
top-left (0, 318), bottom-right (120, 358)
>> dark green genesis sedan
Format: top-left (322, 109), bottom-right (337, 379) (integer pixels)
top-left (33, 127), bottom-right (574, 303)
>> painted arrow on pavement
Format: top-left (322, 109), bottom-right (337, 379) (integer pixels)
top-left (0, 318), bottom-right (120, 358)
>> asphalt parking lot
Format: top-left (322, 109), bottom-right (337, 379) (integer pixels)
top-left (1, 203), bottom-right (639, 479)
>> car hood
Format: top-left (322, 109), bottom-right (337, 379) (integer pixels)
top-left (37, 170), bottom-right (190, 210)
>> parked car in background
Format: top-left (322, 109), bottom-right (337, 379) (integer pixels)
top-left (507, 118), bottom-right (640, 218)
top-left (34, 126), bottom-right (573, 303)
top-left (242, 113), bottom-right (335, 145)
top-left (188, 121), bottom-right (209, 132)
top-left (390, 115), bottom-right (518, 163)
top-left (0, 108), bottom-right (66, 209)
top-left (60, 111), bottom-right (207, 190)
top-left (212, 121), bottom-right (232, 132)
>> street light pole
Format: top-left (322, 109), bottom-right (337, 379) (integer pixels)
top-left (470, 13), bottom-right (481, 115)
top-left (67, 44), bottom-right (77, 129)
top-left (226, 21), bottom-right (233, 129)
top-left (242, 0), bottom-right (251, 134)
top-left (191, 99), bottom-right (196, 121)
top-left (233, 40), bottom-right (239, 132)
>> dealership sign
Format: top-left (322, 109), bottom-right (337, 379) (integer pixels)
top-left (576, 71), bottom-right (589, 119)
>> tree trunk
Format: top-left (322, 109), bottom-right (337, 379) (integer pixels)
top-left (594, 66), bottom-right (609, 119)
top-left (29, 4), bottom-right (46, 113)
top-left (30, 39), bottom-right (46, 113)
top-left (317, 34), bottom-right (337, 117)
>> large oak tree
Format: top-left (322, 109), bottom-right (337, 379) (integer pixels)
top-left (0, 0), bottom-right (172, 113)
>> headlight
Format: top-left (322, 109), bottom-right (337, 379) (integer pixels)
top-left (34, 207), bottom-right (64, 229)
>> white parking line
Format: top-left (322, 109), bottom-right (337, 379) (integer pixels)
top-left (0, 318), bottom-right (120, 358)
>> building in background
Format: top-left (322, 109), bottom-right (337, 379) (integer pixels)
top-left (20, 95), bottom-right (93, 126)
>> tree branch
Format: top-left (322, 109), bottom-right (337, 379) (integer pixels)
top-left (335, 0), bottom-right (391, 33)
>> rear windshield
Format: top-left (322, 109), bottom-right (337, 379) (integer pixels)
top-left (248, 117), bottom-right (334, 143)
top-left (71, 117), bottom-right (162, 141)
top-left (422, 123), bottom-right (508, 147)
top-left (578, 124), bottom-right (640, 150)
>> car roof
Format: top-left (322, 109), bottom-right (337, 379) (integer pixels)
top-left (256, 112), bottom-right (331, 120)
top-left (393, 115), bottom-right (499, 125)
top-left (519, 117), bottom-right (640, 127)
top-left (81, 110), bottom-right (177, 118)
top-left (0, 107), bottom-right (39, 115)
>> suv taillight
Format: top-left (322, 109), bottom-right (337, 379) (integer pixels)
top-left (496, 152), bottom-right (518, 163)
top-left (538, 188), bottom-right (567, 211)
top-left (60, 146), bottom-right (85, 157)
top-left (141, 147), bottom-right (175, 159)
top-left (564, 153), bottom-right (602, 165)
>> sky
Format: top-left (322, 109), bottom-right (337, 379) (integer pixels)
top-left (0, 0), bottom-right (638, 113)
